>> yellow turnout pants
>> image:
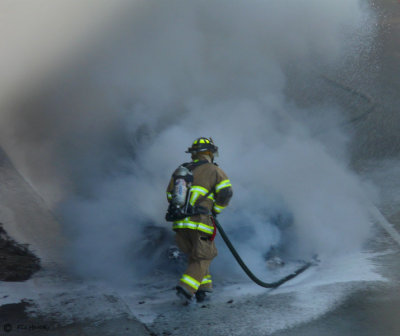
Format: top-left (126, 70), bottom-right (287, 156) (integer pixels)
top-left (175, 228), bottom-right (218, 295)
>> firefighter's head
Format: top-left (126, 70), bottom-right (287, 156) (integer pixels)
top-left (186, 137), bottom-right (219, 161)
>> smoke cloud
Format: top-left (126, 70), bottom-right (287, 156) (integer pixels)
top-left (0, 0), bottom-right (376, 282)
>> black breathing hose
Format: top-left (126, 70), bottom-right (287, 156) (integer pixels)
top-left (213, 218), bottom-right (312, 289)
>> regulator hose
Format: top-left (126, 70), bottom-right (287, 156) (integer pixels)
top-left (214, 218), bottom-right (312, 289)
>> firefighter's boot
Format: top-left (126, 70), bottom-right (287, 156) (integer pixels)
top-left (176, 286), bottom-right (194, 305)
top-left (195, 289), bottom-right (211, 303)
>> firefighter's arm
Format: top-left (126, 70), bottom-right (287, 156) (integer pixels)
top-left (213, 168), bottom-right (233, 216)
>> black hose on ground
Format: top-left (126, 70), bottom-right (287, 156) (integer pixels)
top-left (214, 218), bottom-right (312, 289)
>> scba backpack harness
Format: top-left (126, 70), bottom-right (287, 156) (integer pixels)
top-left (165, 161), bottom-right (213, 222)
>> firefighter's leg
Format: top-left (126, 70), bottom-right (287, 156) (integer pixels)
top-left (179, 258), bottom-right (211, 295)
top-left (198, 267), bottom-right (213, 292)
top-left (175, 229), bottom-right (197, 297)
top-left (175, 229), bottom-right (192, 255)
top-left (178, 230), bottom-right (217, 295)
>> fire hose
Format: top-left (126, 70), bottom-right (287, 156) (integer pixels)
top-left (213, 217), bottom-right (312, 289)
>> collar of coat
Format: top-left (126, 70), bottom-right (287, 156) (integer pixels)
top-left (193, 154), bottom-right (212, 163)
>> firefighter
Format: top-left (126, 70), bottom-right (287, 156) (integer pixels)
top-left (166, 137), bottom-right (233, 304)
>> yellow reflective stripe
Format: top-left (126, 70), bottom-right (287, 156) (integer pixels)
top-left (167, 192), bottom-right (172, 200)
top-left (181, 274), bottom-right (200, 290)
top-left (207, 193), bottom-right (215, 201)
top-left (173, 218), bottom-right (214, 234)
top-left (173, 222), bottom-right (198, 230)
top-left (215, 179), bottom-right (232, 192)
top-left (190, 191), bottom-right (200, 206)
top-left (201, 275), bottom-right (212, 285)
top-left (189, 185), bottom-right (211, 206)
top-left (197, 223), bottom-right (214, 234)
top-left (213, 204), bottom-right (226, 214)
top-left (191, 186), bottom-right (208, 194)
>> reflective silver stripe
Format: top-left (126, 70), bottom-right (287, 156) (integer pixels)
top-left (173, 218), bottom-right (214, 234)
top-left (191, 186), bottom-right (208, 194)
top-left (189, 191), bottom-right (200, 206)
top-left (181, 274), bottom-right (200, 290)
top-left (197, 223), bottom-right (214, 234)
top-left (215, 179), bottom-right (232, 192)
top-left (173, 222), bottom-right (198, 230)
top-left (190, 186), bottom-right (210, 206)
top-left (201, 275), bottom-right (212, 285)
top-left (213, 204), bottom-right (226, 213)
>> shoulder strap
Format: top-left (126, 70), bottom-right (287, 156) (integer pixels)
top-left (183, 160), bottom-right (209, 171)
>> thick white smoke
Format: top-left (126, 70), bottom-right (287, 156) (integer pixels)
top-left (0, 0), bottom-right (375, 282)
